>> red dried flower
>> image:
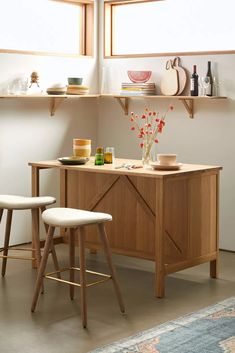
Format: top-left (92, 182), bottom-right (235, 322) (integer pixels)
top-left (129, 106), bottom-right (173, 155)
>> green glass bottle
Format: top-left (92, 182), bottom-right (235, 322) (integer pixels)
top-left (95, 147), bottom-right (104, 165)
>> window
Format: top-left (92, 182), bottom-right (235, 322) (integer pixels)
top-left (104, 0), bottom-right (235, 57)
top-left (0, 0), bottom-right (94, 56)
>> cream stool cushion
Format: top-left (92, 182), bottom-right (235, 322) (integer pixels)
top-left (0, 195), bottom-right (56, 210)
top-left (42, 207), bottom-right (112, 228)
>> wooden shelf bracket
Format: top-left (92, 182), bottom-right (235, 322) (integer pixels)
top-left (115, 97), bottom-right (129, 115)
top-left (179, 98), bottom-right (194, 119)
top-left (50, 97), bottom-right (66, 116)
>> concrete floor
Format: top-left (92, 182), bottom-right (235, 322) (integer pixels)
top-left (0, 245), bottom-right (234, 353)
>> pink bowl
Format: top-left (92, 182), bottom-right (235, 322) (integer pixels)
top-left (127, 70), bottom-right (152, 83)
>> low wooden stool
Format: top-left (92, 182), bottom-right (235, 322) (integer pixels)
top-left (0, 194), bottom-right (60, 277)
top-left (31, 207), bottom-right (125, 328)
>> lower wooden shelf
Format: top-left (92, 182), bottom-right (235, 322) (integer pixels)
top-left (101, 94), bottom-right (227, 119)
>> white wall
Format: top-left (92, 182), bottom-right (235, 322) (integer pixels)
top-left (98, 3), bottom-right (235, 251)
top-left (0, 2), bottom-right (99, 245)
top-left (1, 1), bottom-right (235, 252)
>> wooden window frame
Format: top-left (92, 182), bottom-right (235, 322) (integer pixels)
top-left (104, 0), bottom-right (235, 58)
top-left (0, 0), bottom-right (94, 57)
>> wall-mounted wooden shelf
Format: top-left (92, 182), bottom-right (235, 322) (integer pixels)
top-left (0, 94), bottom-right (99, 116)
top-left (0, 94), bottom-right (227, 118)
top-left (101, 94), bottom-right (227, 119)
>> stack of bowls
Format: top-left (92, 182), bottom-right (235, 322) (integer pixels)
top-left (66, 77), bottom-right (89, 95)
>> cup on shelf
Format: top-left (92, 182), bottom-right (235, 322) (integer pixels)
top-left (73, 139), bottom-right (91, 158)
top-left (157, 154), bottom-right (177, 166)
top-left (68, 77), bottom-right (83, 85)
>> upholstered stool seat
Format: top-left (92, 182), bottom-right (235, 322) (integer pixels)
top-left (42, 207), bottom-right (112, 227)
top-left (0, 194), bottom-right (60, 278)
top-left (31, 207), bottom-right (125, 328)
top-left (0, 195), bottom-right (56, 210)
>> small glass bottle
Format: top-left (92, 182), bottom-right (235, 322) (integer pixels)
top-left (95, 147), bottom-right (104, 165)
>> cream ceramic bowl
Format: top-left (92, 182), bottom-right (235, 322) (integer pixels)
top-left (157, 154), bottom-right (177, 166)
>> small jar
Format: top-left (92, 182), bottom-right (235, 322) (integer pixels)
top-left (95, 147), bottom-right (104, 165)
top-left (104, 151), bottom-right (112, 164)
top-left (73, 139), bottom-right (91, 158)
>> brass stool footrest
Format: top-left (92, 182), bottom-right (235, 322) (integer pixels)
top-left (44, 267), bottom-right (112, 287)
top-left (0, 247), bottom-right (36, 261)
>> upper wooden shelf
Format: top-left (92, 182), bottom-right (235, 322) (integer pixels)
top-left (0, 94), bottom-right (227, 118)
top-left (100, 94), bottom-right (227, 119)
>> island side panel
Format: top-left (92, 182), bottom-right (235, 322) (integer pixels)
top-left (66, 170), bottom-right (156, 260)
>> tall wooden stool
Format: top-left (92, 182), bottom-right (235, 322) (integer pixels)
top-left (31, 207), bottom-right (125, 328)
top-left (0, 194), bottom-right (60, 277)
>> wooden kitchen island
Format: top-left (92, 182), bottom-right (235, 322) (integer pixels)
top-left (29, 158), bottom-right (222, 298)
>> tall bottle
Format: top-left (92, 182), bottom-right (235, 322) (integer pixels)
top-left (205, 61), bottom-right (213, 96)
top-left (190, 65), bottom-right (198, 96)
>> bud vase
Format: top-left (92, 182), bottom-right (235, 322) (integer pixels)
top-left (142, 141), bottom-right (153, 168)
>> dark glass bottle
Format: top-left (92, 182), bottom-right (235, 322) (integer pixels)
top-left (205, 61), bottom-right (213, 96)
top-left (95, 147), bottom-right (104, 165)
top-left (190, 65), bottom-right (198, 96)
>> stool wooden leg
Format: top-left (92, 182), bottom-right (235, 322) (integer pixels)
top-left (31, 209), bottom-right (41, 271)
top-left (41, 207), bottom-right (61, 279)
top-left (78, 226), bottom-right (87, 328)
top-left (0, 209), bottom-right (3, 223)
top-left (2, 210), bottom-right (13, 277)
top-left (31, 226), bottom-right (55, 312)
top-left (69, 228), bottom-right (75, 300)
top-left (98, 223), bottom-right (125, 313)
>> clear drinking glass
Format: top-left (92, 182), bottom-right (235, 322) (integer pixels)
top-left (213, 77), bottom-right (220, 96)
top-left (201, 76), bottom-right (210, 96)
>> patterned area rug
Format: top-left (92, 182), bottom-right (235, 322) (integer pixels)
top-left (90, 297), bottom-right (235, 353)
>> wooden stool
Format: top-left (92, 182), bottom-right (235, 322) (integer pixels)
top-left (0, 194), bottom-right (60, 277)
top-left (31, 207), bottom-right (125, 328)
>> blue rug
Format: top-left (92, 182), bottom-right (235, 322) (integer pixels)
top-left (90, 297), bottom-right (235, 353)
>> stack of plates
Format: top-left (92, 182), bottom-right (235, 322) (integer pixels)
top-left (120, 82), bottom-right (156, 96)
top-left (47, 87), bottom-right (67, 95)
top-left (66, 85), bottom-right (89, 95)
top-left (46, 83), bottom-right (67, 95)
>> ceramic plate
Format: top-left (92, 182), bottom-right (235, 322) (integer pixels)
top-left (58, 157), bottom-right (89, 165)
top-left (47, 91), bottom-right (66, 95)
top-left (150, 162), bottom-right (183, 171)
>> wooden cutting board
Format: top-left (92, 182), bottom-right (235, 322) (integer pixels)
top-left (173, 57), bottom-right (187, 95)
top-left (160, 60), bottom-right (179, 96)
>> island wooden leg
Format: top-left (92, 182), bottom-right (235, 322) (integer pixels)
top-left (211, 173), bottom-right (220, 279)
top-left (155, 179), bottom-right (165, 298)
top-left (210, 258), bottom-right (218, 278)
